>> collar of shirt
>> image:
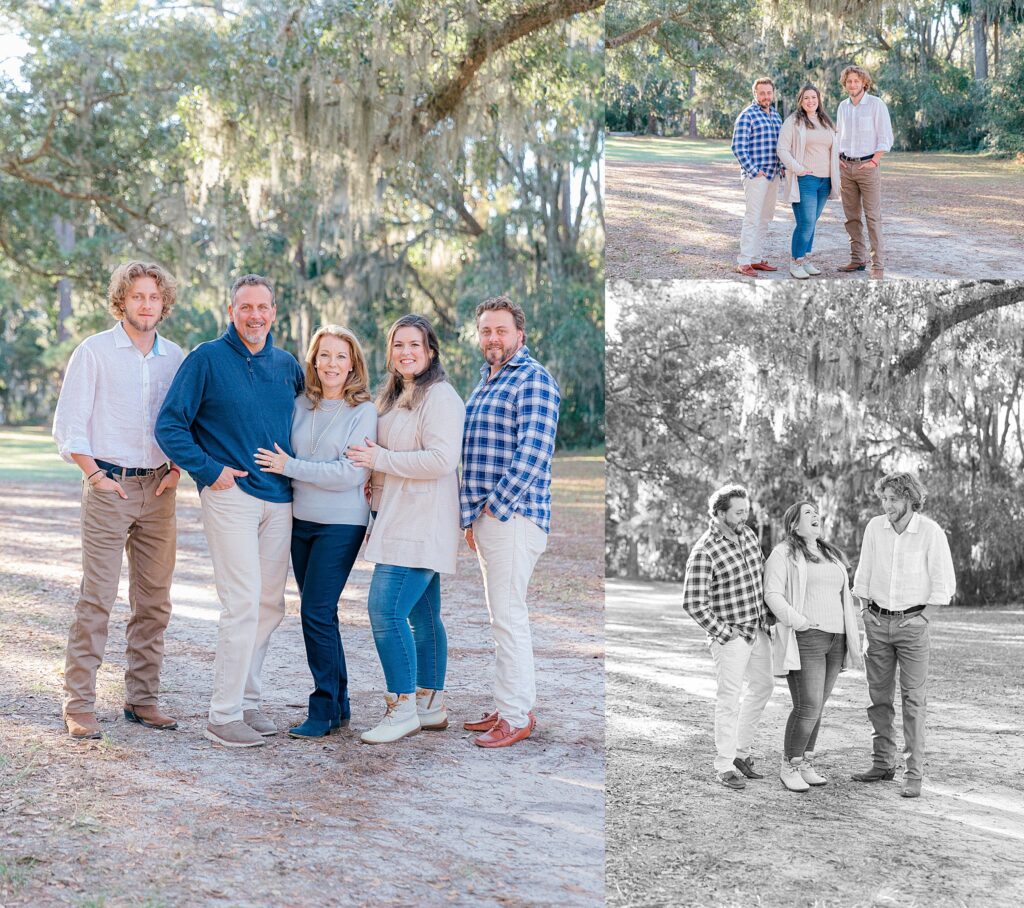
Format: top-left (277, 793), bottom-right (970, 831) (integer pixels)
top-left (224, 322), bottom-right (276, 357)
top-left (478, 344), bottom-right (531, 381)
top-left (113, 320), bottom-right (166, 357)
top-left (884, 511), bottom-right (921, 535)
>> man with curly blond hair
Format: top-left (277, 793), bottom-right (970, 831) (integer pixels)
top-left (851, 471), bottom-right (955, 798)
top-left (52, 261), bottom-right (185, 740)
top-left (835, 65), bottom-right (893, 278)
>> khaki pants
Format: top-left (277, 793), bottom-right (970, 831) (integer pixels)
top-left (863, 611), bottom-right (929, 779)
top-left (63, 471), bottom-right (176, 715)
top-left (708, 630), bottom-right (774, 774)
top-left (737, 174), bottom-right (779, 266)
top-left (840, 162), bottom-right (883, 267)
top-left (200, 485), bottom-right (291, 725)
top-left (472, 514), bottom-right (548, 729)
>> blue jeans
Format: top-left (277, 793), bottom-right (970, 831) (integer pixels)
top-left (367, 564), bottom-right (447, 695)
top-left (791, 175), bottom-right (831, 260)
top-left (784, 629), bottom-right (845, 759)
top-left (290, 519), bottom-right (364, 722)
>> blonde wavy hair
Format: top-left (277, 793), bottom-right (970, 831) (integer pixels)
top-left (840, 65), bottom-right (873, 93)
top-left (303, 325), bottom-right (371, 408)
top-left (107, 261), bottom-right (177, 322)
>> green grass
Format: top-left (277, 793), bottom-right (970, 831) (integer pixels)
top-left (0, 427), bottom-right (80, 483)
top-left (606, 135), bottom-right (734, 164)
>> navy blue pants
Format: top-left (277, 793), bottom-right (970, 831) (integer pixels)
top-left (290, 519), bottom-right (365, 722)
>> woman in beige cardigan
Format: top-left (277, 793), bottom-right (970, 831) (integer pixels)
top-left (776, 84), bottom-right (841, 280)
top-left (347, 315), bottom-right (465, 744)
top-left (763, 501), bottom-right (863, 792)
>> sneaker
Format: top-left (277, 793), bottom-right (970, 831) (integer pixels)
top-left (205, 720), bottom-right (265, 748)
top-left (243, 709), bottom-right (278, 736)
top-left (717, 770), bottom-right (746, 790)
top-left (780, 758), bottom-right (810, 792)
top-left (803, 262), bottom-right (822, 276)
top-left (790, 263), bottom-right (810, 280)
top-left (416, 688), bottom-right (448, 731)
top-left (360, 693), bottom-right (420, 745)
top-left (799, 753), bottom-right (827, 786)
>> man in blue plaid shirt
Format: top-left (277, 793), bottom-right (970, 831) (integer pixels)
top-left (731, 77), bottom-right (784, 277)
top-left (460, 296), bottom-right (560, 749)
top-left (682, 484), bottom-right (774, 789)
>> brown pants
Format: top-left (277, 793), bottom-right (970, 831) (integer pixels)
top-left (63, 471), bottom-right (176, 714)
top-left (840, 162), bottom-right (883, 268)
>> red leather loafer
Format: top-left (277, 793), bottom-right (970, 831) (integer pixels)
top-left (463, 710), bottom-right (501, 732)
top-left (751, 261), bottom-right (778, 272)
top-left (474, 718), bottom-right (533, 748)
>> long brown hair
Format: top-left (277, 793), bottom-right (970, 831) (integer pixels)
top-left (781, 501), bottom-right (847, 565)
top-left (375, 314), bottom-right (448, 414)
top-left (791, 84), bottom-right (835, 131)
top-left (303, 325), bottom-right (371, 408)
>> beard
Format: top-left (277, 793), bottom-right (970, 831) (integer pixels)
top-left (483, 340), bottom-right (519, 366)
top-left (124, 311), bottom-right (160, 333)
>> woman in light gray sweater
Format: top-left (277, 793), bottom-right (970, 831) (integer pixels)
top-left (255, 325), bottom-right (377, 739)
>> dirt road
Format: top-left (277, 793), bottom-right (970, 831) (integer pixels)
top-left (0, 455), bottom-right (604, 907)
top-left (606, 578), bottom-right (1024, 908)
top-left (606, 147), bottom-right (1024, 281)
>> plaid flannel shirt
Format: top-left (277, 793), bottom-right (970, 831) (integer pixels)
top-left (731, 103), bottom-right (783, 179)
top-left (460, 346), bottom-right (560, 533)
top-left (682, 519), bottom-right (769, 643)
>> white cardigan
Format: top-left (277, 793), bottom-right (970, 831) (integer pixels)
top-left (365, 381), bottom-right (465, 575)
top-left (776, 114), bottom-right (842, 205)
top-left (763, 542), bottom-right (864, 676)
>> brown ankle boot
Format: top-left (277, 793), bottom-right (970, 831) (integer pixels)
top-left (123, 703), bottom-right (178, 730)
top-left (65, 712), bottom-right (102, 740)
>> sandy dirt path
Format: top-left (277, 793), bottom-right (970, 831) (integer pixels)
top-left (606, 149), bottom-right (1024, 281)
top-left (0, 455), bottom-right (603, 907)
top-left (606, 578), bottom-right (1024, 908)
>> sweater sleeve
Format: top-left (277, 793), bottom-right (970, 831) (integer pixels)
top-left (776, 118), bottom-right (803, 174)
top-left (282, 403), bottom-right (377, 492)
top-left (763, 546), bottom-right (807, 627)
top-left (154, 351), bottom-right (224, 488)
top-left (373, 386), bottom-right (465, 480)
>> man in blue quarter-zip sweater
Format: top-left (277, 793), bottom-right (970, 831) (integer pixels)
top-left (156, 274), bottom-right (304, 748)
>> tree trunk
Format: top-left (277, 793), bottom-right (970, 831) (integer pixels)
top-left (52, 215), bottom-right (75, 343)
top-left (687, 51), bottom-right (698, 139)
top-left (973, 8), bottom-right (988, 81)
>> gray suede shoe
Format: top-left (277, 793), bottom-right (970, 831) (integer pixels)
top-left (204, 720), bottom-right (265, 748)
top-left (243, 709), bottom-right (278, 736)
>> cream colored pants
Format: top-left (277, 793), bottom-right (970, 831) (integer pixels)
top-left (709, 629), bottom-right (774, 774)
top-left (200, 485), bottom-right (291, 725)
top-left (737, 174), bottom-right (780, 265)
top-left (472, 513), bottom-right (548, 729)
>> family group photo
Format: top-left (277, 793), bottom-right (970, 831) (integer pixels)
top-left (0, 1), bottom-right (604, 905)
top-left (605, 279), bottom-right (1024, 906)
top-left (605, 0), bottom-right (1024, 281)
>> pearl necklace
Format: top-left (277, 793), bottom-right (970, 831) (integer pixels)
top-left (310, 399), bottom-right (345, 456)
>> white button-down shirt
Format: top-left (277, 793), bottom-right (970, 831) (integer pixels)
top-left (52, 321), bottom-right (185, 468)
top-left (836, 93), bottom-right (894, 158)
top-left (853, 512), bottom-right (956, 610)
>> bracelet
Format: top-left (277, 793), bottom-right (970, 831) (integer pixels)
top-left (86, 468), bottom-right (104, 482)
top-left (169, 466), bottom-right (181, 475)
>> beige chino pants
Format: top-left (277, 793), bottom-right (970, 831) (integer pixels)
top-left (200, 484), bottom-right (291, 725)
top-left (63, 471), bottom-right (176, 715)
top-left (840, 162), bottom-right (884, 268)
top-left (472, 513), bottom-right (548, 729)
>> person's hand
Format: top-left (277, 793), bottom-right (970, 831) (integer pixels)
top-left (798, 170), bottom-right (811, 176)
top-left (839, 158), bottom-right (849, 170)
top-left (797, 618), bottom-right (819, 631)
top-left (90, 474), bottom-right (128, 499)
top-left (464, 527), bottom-right (476, 552)
top-left (483, 503), bottom-right (497, 518)
top-left (861, 158), bottom-right (879, 169)
top-left (756, 170), bottom-right (766, 178)
top-left (347, 438), bottom-right (380, 470)
top-left (363, 479), bottom-right (372, 506)
top-left (210, 466), bottom-right (248, 490)
top-left (155, 468), bottom-right (180, 497)
top-left (254, 443), bottom-right (288, 474)
top-left (718, 625), bottom-right (736, 644)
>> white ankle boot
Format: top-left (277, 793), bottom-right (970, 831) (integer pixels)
top-left (780, 757), bottom-right (810, 792)
top-left (799, 752), bottom-right (827, 786)
top-left (360, 693), bottom-right (421, 744)
top-left (416, 688), bottom-right (448, 730)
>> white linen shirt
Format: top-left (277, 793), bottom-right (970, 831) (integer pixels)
top-left (852, 512), bottom-right (956, 610)
top-left (836, 93), bottom-right (894, 158)
top-left (52, 321), bottom-right (185, 468)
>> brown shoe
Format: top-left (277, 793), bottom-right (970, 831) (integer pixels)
top-left (123, 703), bottom-right (178, 730)
top-left (869, 266), bottom-right (884, 280)
top-left (463, 710), bottom-right (500, 732)
top-left (474, 717), bottom-right (533, 749)
top-left (837, 261), bottom-right (868, 272)
top-left (750, 260), bottom-right (778, 272)
top-left (65, 712), bottom-right (102, 740)
top-left (734, 264), bottom-right (758, 277)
